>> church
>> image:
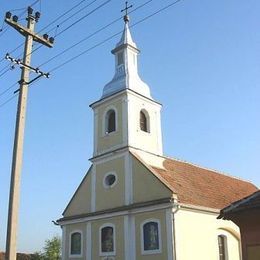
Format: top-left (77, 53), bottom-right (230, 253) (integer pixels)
top-left (57, 13), bottom-right (258, 260)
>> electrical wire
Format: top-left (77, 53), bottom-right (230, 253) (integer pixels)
top-left (0, 0), bottom-right (87, 65)
top-left (0, 0), bottom-right (183, 110)
top-left (49, 0), bottom-right (183, 73)
top-left (43, 0), bottom-right (99, 35)
top-left (39, 0), bottom-right (153, 68)
top-left (0, 0), bottom-right (41, 38)
top-left (0, 0), bottom-right (110, 72)
top-left (0, 94), bottom-right (18, 108)
top-left (0, 75), bottom-right (42, 109)
top-left (0, 43), bottom-right (41, 76)
top-left (0, 0), bottom-right (41, 66)
top-left (0, 67), bottom-right (11, 77)
top-left (36, 0), bottom-right (87, 34)
top-left (55, 0), bottom-right (111, 37)
top-left (0, 82), bottom-right (17, 98)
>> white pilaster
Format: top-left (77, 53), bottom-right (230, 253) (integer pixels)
top-left (91, 164), bottom-right (96, 212)
top-left (61, 225), bottom-right (66, 260)
top-left (130, 215), bottom-right (136, 260)
top-left (124, 153), bottom-right (133, 205)
top-left (124, 216), bottom-right (130, 260)
top-left (86, 222), bottom-right (92, 260)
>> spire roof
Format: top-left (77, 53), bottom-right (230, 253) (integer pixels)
top-left (101, 15), bottom-right (151, 99)
top-left (115, 21), bottom-right (137, 49)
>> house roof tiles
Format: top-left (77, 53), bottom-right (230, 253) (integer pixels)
top-left (134, 154), bottom-right (258, 210)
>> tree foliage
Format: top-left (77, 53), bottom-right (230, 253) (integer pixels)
top-left (33, 236), bottom-right (61, 260)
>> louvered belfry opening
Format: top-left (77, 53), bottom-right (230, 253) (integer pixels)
top-left (140, 111), bottom-right (148, 132)
top-left (107, 109), bottom-right (116, 133)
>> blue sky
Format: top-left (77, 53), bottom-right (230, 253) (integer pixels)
top-left (0, 0), bottom-right (259, 253)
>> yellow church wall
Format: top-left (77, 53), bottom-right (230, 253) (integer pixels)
top-left (135, 209), bottom-right (168, 260)
top-left (132, 155), bottom-right (172, 203)
top-left (96, 97), bottom-right (124, 154)
top-left (64, 222), bottom-right (87, 260)
top-left (91, 216), bottom-right (125, 259)
top-left (174, 208), bottom-right (241, 260)
top-left (95, 156), bottom-right (125, 211)
top-left (63, 168), bottom-right (92, 217)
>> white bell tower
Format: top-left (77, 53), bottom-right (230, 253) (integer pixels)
top-left (90, 14), bottom-right (163, 158)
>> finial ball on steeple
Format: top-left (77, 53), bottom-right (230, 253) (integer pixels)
top-left (124, 15), bottom-right (129, 23)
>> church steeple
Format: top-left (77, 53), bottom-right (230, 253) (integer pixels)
top-left (91, 8), bottom-right (163, 158)
top-left (102, 9), bottom-right (151, 98)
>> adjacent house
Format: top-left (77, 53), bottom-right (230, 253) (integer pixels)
top-left (218, 190), bottom-right (260, 260)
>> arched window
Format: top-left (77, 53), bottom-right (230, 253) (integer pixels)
top-left (100, 225), bottom-right (115, 256)
top-left (141, 220), bottom-right (161, 254)
top-left (140, 110), bottom-right (149, 132)
top-left (70, 232), bottom-right (82, 256)
top-left (105, 109), bottom-right (116, 134)
top-left (218, 235), bottom-right (228, 260)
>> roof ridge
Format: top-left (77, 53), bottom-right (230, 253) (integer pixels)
top-left (128, 147), bottom-right (257, 186)
top-left (156, 154), bottom-right (256, 186)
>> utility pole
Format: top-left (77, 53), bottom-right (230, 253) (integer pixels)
top-left (4, 7), bottom-right (53, 260)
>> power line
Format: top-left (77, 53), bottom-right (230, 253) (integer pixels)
top-left (0, 0), bottom-right (151, 99)
top-left (0, 0), bottom-right (87, 66)
top-left (0, 43), bottom-right (24, 64)
top-left (0, 43), bottom-right (40, 77)
top-left (0, 0), bottom-right (41, 67)
top-left (39, 0), bottom-right (153, 68)
top-left (0, 67), bottom-right (10, 77)
top-left (36, 0), bottom-right (87, 34)
top-left (0, 94), bottom-right (18, 108)
top-left (0, 82), bottom-right (17, 98)
top-left (0, 0), bottom-right (41, 38)
top-left (0, 0), bottom-right (183, 110)
top-left (43, 0), bottom-right (98, 35)
top-left (40, 17), bottom-right (122, 68)
top-left (49, 0), bottom-right (183, 73)
top-left (55, 0), bottom-right (111, 37)
top-left (0, 0), bottom-right (110, 74)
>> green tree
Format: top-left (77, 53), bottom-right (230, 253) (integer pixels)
top-left (34, 236), bottom-right (61, 260)
top-left (43, 236), bottom-right (61, 260)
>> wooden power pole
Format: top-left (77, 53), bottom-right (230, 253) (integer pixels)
top-left (4, 7), bottom-right (53, 260)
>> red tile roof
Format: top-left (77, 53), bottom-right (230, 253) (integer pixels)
top-left (137, 155), bottom-right (258, 210)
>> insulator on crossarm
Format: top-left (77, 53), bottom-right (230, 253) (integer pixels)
top-left (28, 6), bottom-right (33, 15)
top-left (12, 15), bottom-right (18, 22)
top-left (43, 34), bottom-right (49, 40)
top-left (35, 11), bottom-right (41, 22)
top-left (49, 37), bottom-right (54, 44)
top-left (5, 11), bottom-right (12, 19)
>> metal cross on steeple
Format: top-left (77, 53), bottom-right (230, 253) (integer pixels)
top-left (121, 1), bottom-right (133, 23)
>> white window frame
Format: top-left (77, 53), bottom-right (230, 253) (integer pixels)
top-left (140, 219), bottom-right (162, 255)
top-left (103, 171), bottom-right (118, 189)
top-left (103, 106), bottom-right (118, 136)
top-left (69, 230), bottom-right (83, 258)
top-left (99, 223), bottom-right (116, 257)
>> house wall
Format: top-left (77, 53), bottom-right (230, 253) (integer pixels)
top-left (62, 208), bottom-right (172, 260)
top-left (63, 168), bottom-right (92, 217)
top-left (95, 156), bottom-right (125, 211)
top-left (94, 95), bottom-right (125, 156)
top-left (127, 91), bottom-right (163, 156)
top-left (231, 210), bottom-right (260, 260)
top-left (132, 155), bottom-right (172, 203)
top-left (174, 207), bottom-right (241, 260)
